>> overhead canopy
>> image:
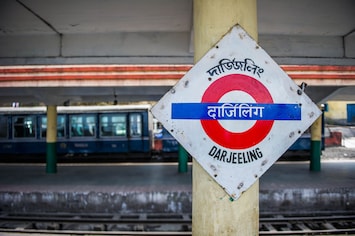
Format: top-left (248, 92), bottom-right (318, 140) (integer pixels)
top-left (0, 0), bottom-right (354, 105)
top-left (0, 0), bottom-right (354, 65)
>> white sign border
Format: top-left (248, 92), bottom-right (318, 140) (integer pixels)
top-left (151, 24), bottom-right (322, 200)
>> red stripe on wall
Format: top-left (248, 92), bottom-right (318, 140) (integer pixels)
top-left (281, 65), bottom-right (355, 72)
top-left (0, 65), bottom-right (354, 83)
top-left (0, 65), bottom-right (192, 74)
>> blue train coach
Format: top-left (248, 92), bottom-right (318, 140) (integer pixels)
top-left (0, 105), bottom-right (154, 157)
top-left (0, 104), bottom-right (324, 159)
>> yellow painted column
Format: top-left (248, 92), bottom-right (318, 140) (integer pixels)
top-left (310, 112), bottom-right (322, 171)
top-left (46, 105), bottom-right (57, 173)
top-left (193, 0), bottom-right (259, 235)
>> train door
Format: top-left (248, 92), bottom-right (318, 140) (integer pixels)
top-left (0, 115), bottom-right (10, 154)
top-left (99, 113), bottom-right (128, 153)
top-left (128, 113), bottom-right (143, 152)
top-left (68, 114), bottom-right (97, 154)
top-left (0, 116), bottom-right (8, 139)
top-left (12, 115), bottom-right (38, 154)
top-left (347, 104), bottom-right (355, 124)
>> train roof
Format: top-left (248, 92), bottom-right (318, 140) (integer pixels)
top-left (0, 104), bottom-right (152, 114)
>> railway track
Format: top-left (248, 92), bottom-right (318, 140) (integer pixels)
top-left (0, 212), bottom-right (354, 235)
top-left (259, 212), bottom-right (355, 235)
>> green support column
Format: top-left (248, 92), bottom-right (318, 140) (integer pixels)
top-left (178, 144), bottom-right (188, 173)
top-left (46, 105), bottom-right (57, 173)
top-left (310, 113), bottom-right (322, 171)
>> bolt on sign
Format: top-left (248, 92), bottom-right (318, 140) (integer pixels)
top-left (151, 25), bottom-right (321, 200)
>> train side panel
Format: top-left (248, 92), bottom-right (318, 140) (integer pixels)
top-left (0, 105), bottom-right (152, 157)
top-left (0, 105), bottom-right (325, 159)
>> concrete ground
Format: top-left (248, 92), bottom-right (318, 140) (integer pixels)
top-left (0, 152), bottom-right (354, 214)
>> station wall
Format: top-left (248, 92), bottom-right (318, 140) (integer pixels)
top-left (324, 101), bottom-right (355, 125)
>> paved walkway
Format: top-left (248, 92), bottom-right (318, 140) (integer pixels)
top-left (0, 160), bottom-right (354, 214)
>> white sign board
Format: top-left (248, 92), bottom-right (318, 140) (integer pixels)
top-left (151, 25), bottom-right (321, 200)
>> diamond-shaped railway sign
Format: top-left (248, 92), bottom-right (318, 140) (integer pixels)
top-left (151, 25), bottom-right (321, 200)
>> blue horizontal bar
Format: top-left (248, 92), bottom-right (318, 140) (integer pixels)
top-left (171, 103), bottom-right (301, 120)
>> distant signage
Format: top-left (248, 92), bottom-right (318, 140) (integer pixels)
top-left (151, 25), bottom-right (321, 200)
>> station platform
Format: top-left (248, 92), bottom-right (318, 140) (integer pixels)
top-left (0, 151), bottom-right (354, 215)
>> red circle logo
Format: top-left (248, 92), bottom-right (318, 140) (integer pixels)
top-left (201, 74), bottom-right (274, 149)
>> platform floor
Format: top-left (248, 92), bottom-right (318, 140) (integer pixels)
top-left (0, 161), bottom-right (354, 192)
top-left (0, 157), bottom-right (354, 214)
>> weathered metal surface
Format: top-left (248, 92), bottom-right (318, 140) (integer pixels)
top-left (151, 25), bottom-right (321, 200)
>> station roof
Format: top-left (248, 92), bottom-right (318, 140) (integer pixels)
top-left (1, 0), bottom-right (354, 65)
top-left (0, 0), bottom-right (354, 105)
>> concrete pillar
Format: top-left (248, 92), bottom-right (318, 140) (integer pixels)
top-left (193, 0), bottom-right (259, 235)
top-left (46, 105), bottom-right (57, 173)
top-left (310, 113), bottom-right (322, 171)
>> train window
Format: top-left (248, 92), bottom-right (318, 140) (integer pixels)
top-left (13, 116), bottom-right (36, 138)
top-left (0, 116), bottom-right (8, 138)
top-left (57, 116), bottom-right (66, 137)
top-left (70, 114), bottom-right (96, 137)
top-left (129, 113), bottom-right (142, 137)
top-left (40, 116), bottom-right (66, 138)
top-left (100, 114), bottom-right (126, 137)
